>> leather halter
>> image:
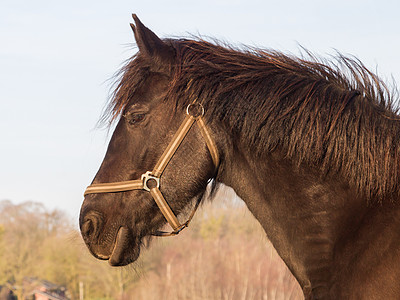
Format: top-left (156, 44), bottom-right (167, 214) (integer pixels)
top-left (84, 103), bottom-right (219, 236)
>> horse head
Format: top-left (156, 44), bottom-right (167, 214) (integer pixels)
top-left (79, 15), bottom-right (218, 266)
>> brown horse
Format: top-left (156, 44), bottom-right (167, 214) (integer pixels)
top-left (80, 15), bottom-right (400, 299)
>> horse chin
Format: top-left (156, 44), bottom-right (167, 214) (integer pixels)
top-left (108, 227), bottom-right (140, 266)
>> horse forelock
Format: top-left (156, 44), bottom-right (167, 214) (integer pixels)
top-left (101, 54), bottom-right (151, 125)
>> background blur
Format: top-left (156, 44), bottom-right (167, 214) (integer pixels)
top-left (1, 0), bottom-right (399, 299)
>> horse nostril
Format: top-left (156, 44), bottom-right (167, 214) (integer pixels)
top-left (81, 219), bottom-right (94, 238)
top-left (81, 212), bottom-right (103, 241)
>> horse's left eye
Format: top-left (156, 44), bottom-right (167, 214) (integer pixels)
top-left (124, 113), bottom-right (146, 125)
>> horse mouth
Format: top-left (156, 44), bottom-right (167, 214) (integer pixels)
top-left (108, 227), bottom-right (140, 266)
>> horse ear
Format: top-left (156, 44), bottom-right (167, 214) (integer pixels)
top-left (130, 14), bottom-right (175, 69)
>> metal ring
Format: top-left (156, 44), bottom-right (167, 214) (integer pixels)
top-left (141, 171), bottom-right (160, 192)
top-left (186, 103), bottom-right (205, 118)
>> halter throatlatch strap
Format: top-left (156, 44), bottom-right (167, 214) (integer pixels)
top-left (197, 117), bottom-right (219, 167)
top-left (83, 103), bottom-right (219, 237)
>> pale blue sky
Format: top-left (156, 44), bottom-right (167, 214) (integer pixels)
top-left (1, 0), bottom-right (399, 224)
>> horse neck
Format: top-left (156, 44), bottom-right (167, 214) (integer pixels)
top-left (214, 127), bottom-right (400, 298)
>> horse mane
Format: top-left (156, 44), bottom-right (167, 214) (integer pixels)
top-left (108, 38), bottom-right (400, 202)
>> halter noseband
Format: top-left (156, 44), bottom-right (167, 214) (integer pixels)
top-left (84, 103), bottom-right (219, 236)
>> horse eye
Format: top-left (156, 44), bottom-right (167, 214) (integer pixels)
top-left (124, 113), bottom-right (146, 125)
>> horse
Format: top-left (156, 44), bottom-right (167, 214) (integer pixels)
top-left (80, 14), bottom-right (400, 299)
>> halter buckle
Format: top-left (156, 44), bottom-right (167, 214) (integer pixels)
top-left (141, 171), bottom-right (160, 192)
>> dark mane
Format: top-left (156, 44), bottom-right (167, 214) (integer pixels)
top-left (109, 38), bottom-right (400, 201)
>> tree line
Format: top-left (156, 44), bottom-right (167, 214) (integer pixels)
top-left (0, 189), bottom-right (302, 299)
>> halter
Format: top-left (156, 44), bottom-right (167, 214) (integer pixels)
top-left (84, 103), bottom-right (219, 236)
